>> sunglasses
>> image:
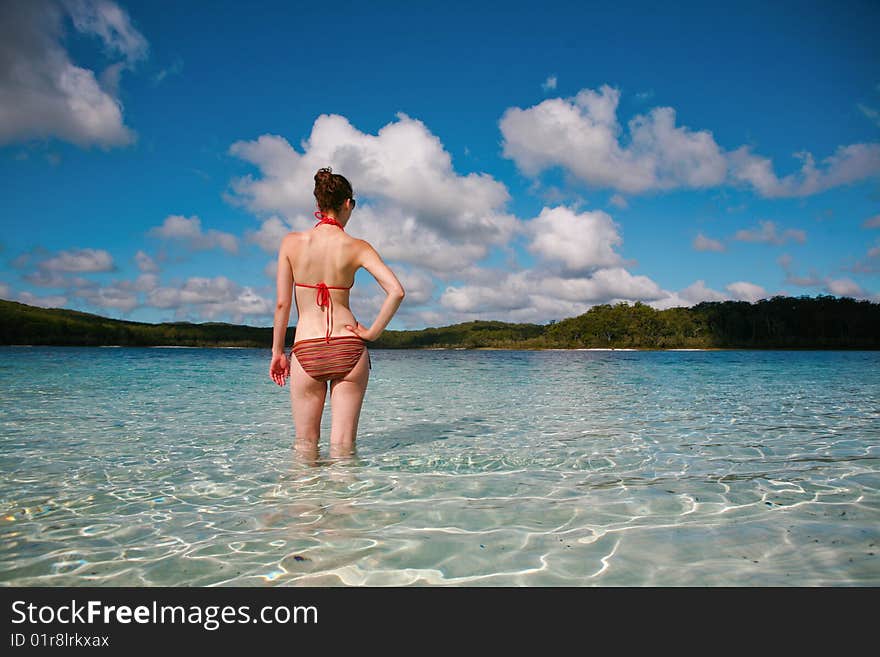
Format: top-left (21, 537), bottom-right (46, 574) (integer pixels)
top-left (349, 197), bottom-right (356, 209)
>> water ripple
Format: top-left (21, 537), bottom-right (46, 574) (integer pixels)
top-left (1, 346), bottom-right (878, 586)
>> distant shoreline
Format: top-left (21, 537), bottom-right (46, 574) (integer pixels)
top-left (4, 296), bottom-right (879, 351)
top-left (2, 344), bottom-right (876, 352)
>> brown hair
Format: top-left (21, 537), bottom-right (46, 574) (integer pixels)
top-left (313, 167), bottom-right (353, 212)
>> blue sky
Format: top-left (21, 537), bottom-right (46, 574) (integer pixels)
top-left (2, 0), bottom-right (879, 329)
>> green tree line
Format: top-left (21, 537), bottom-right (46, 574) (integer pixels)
top-left (1, 295), bottom-right (878, 350)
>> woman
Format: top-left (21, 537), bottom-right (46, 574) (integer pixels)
top-left (270, 167), bottom-right (405, 455)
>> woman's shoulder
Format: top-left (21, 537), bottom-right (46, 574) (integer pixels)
top-left (349, 235), bottom-right (375, 251)
top-left (280, 230), bottom-right (303, 247)
top-left (281, 229), bottom-right (371, 254)
top-left (349, 236), bottom-right (379, 263)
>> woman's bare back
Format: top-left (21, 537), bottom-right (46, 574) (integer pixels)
top-left (287, 225), bottom-right (365, 342)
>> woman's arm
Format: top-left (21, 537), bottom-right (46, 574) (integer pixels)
top-left (272, 235), bottom-right (294, 355)
top-left (346, 240), bottom-right (405, 341)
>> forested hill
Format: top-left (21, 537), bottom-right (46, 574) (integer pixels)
top-left (1, 295), bottom-right (878, 350)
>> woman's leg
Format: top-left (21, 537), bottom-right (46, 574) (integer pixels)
top-left (328, 347), bottom-right (370, 456)
top-left (289, 349), bottom-right (328, 452)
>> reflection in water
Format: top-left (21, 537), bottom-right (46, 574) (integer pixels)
top-left (292, 439), bottom-right (363, 464)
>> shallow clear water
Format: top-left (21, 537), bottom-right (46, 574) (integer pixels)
top-left (1, 346), bottom-right (878, 586)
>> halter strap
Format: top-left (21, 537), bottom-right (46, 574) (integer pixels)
top-left (314, 211), bottom-right (345, 230)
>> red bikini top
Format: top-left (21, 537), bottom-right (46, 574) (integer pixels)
top-left (294, 211), bottom-right (353, 342)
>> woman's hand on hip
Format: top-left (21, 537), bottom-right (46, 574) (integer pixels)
top-left (270, 352), bottom-right (290, 386)
top-left (344, 322), bottom-right (378, 342)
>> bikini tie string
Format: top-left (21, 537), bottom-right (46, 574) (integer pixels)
top-left (314, 282), bottom-right (330, 309)
top-left (314, 282), bottom-right (333, 343)
top-left (314, 211), bottom-right (345, 231)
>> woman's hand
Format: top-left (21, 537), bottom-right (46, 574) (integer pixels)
top-left (270, 351), bottom-right (290, 386)
top-left (344, 322), bottom-right (378, 342)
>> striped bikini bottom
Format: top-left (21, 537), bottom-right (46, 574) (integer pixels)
top-left (290, 335), bottom-right (371, 383)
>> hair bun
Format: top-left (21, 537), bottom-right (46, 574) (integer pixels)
top-left (313, 166), bottom-right (353, 213)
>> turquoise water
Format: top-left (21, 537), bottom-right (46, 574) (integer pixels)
top-left (1, 345), bottom-right (878, 586)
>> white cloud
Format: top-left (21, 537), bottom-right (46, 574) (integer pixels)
top-left (98, 60), bottom-right (125, 97)
top-left (152, 57), bottom-right (183, 86)
top-left (392, 267), bottom-right (434, 305)
top-left (440, 270), bottom-right (535, 313)
top-left (733, 220), bottom-right (806, 245)
top-left (146, 276), bottom-right (273, 322)
top-left (438, 265), bottom-right (666, 322)
top-left (148, 276), bottom-right (236, 307)
top-left (498, 83), bottom-right (880, 198)
top-left (779, 254), bottom-right (876, 294)
top-left (18, 265), bottom-right (152, 313)
top-left (39, 247), bottom-right (115, 272)
top-left (132, 273), bottom-right (158, 292)
top-left (825, 277), bottom-right (864, 297)
top-left (0, 282), bottom-right (11, 298)
top-left (0, 0), bottom-right (146, 148)
top-left (408, 309), bottom-right (448, 328)
top-left (863, 214), bottom-right (880, 229)
top-left (628, 105), bottom-right (729, 188)
top-left (524, 206), bottom-right (623, 273)
top-left (848, 236), bottom-right (880, 274)
top-left (858, 103), bottom-right (880, 128)
top-left (350, 206), bottom-right (495, 273)
top-left (530, 182), bottom-right (587, 207)
top-left (134, 249), bottom-right (159, 272)
top-left (693, 232), bottom-right (726, 252)
top-left (648, 280), bottom-right (730, 310)
top-left (499, 84), bottom-right (728, 194)
top-left (16, 291), bottom-right (68, 308)
top-left (148, 215), bottom-right (239, 254)
top-left (725, 281), bottom-right (767, 302)
top-left (778, 253), bottom-right (821, 287)
top-left (10, 252), bottom-right (33, 269)
top-left (680, 280), bottom-right (729, 303)
top-left (24, 270), bottom-right (81, 288)
top-left (608, 194), bottom-right (628, 209)
top-left (21, 267), bottom-right (100, 295)
top-left (540, 268), bottom-right (665, 303)
top-left (541, 75), bottom-right (557, 92)
top-left (347, 266), bottom-right (435, 326)
top-left (72, 282), bottom-right (138, 311)
top-left (727, 143), bottom-right (880, 198)
top-left (62, 0), bottom-right (148, 61)
top-left (226, 112), bottom-right (518, 246)
top-left (647, 293), bottom-right (690, 310)
top-left (245, 215), bottom-right (295, 254)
